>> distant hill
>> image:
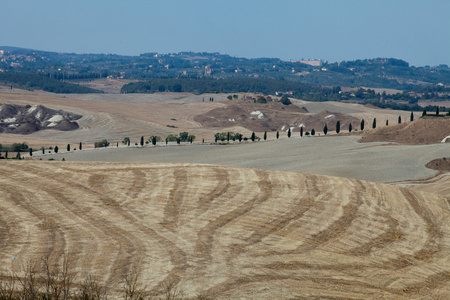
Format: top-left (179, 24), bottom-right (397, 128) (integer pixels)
top-left (1, 46), bottom-right (449, 89)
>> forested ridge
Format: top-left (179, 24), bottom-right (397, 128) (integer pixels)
top-left (0, 73), bottom-right (103, 93)
top-left (1, 47), bottom-right (449, 89)
top-left (1, 47), bottom-right (449, 109)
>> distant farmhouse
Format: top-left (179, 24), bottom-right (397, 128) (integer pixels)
top-left (290, 59), bottom-right (327, 67)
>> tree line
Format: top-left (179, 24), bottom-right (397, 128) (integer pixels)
top-left (0, 73), bottom-right (103, 93)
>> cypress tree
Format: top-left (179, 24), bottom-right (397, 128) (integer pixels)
top-left (67, 144), bottom-right (70, 152)
top-left (227, 132), bottom-right (230, 142)
top-left (251, 132), bottom-right (256, 142)
top-left (410, 111), bottom-right (414, 122)
top-left (264, 131), bottom-right (267, 141)
top-left (386, 119), bottom-right (388, 126)
top-left (372, 118), bottom-right (376, 129)
top-left (176, 138), bottom-right (181, 144)
top-left (54, 146), bottom-right (59, 153)
top-left (349, 123), bottom-right (352, 132)
top-left (336, 121), bottom-right (340, 134)
top-left (276, 131), bottom-right (279, 139)
top-left (360, 119), bottom-right (365, 131)
top-left (300, 127), bottom-right (303, 137)
top-left (422, 108), bottom-right (427, 116)
top-left (29, 148), bottom-right (33, 157)
top-left (202, 138), bottom-right (204, 143)
top-left (5, 150), bottom-right (8, 158)
top-left (152, 136), bottom-right (157, 145)
top-left (140, 136), bottom-right (144, 146)
top-left (311, 128), bottom-right (315, 136)
top-left (323, 124), bottom-right (328, 135)
top-left (398, 115), bottom-right (401, 123)
top-left (166, 138), bottom-right (168, 145)
top-left (436, 106), bottom-right (440, 115)
top-left (215, 135), bottom-right (218, 142)
top-left (79, 142), bottom-right (82, 150)
top-left (287, 128), bottom-right (291, 138)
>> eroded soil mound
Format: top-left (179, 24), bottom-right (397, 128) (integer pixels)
top-left (194, 100), bottom-right (360, 132)
top-left (1, 161), bottom-right (449, 299)
top-left (359, 118), bottom-right (450, 144)
top-left (0, 103), bottom-right (81, 134)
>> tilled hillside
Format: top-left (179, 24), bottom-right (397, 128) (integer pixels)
top-left (1, 162), bottom-right (450, 299)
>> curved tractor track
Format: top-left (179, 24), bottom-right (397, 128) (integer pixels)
top-left (1, 161), bottom-right (450, 299)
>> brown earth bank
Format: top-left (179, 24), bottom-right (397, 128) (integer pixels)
top-left (1, 161), bottom-right (450, 299)
top-left (426, 157), bottom-right (450, 173)
top-left (359, 118), bottom-right (450, 144)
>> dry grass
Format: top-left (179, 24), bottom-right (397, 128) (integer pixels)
top-left (1, 161), bottom-right (450, 299)
top-left (0, 90), bottom-right (426, 148)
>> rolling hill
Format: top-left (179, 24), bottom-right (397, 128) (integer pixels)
top-left (1, 161), bottom-right (449, 299)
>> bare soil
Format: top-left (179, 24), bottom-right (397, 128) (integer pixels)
top-left (1, 161), bottom-right (450, 299)
top-left (0, 103), bottom-right (80, 134)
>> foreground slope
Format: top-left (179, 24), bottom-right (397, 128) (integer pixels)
top-left (1, 161), bottom-right (450, 299)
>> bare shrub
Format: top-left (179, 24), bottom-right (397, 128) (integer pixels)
top-left (40, 252), bottom-right (74, 300)
top-left (159, 280), bottom-right (183, 300)
top-left (75, 273), bottom-right (108, 300)
top-left (122, 271), bottom-right (147, 300)
top-left (0, 271), bottom-right (17, 299)
top-left (17, 260), bottom-right (40, 300)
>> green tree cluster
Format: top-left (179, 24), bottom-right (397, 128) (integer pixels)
top-left (94, 139), bottom-right (109, 148)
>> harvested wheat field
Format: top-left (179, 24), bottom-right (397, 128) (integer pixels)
top-left (1, 161), bottom-right (450, 299)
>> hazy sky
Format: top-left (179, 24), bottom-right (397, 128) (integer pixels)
top-left (2, 0), bottom-right (449, 66)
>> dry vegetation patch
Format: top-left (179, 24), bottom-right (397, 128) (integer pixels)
top-left (1, 161), bottom-right (450, 299)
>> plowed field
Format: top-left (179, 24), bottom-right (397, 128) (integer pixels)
top-left (1, 161), bottom-right (450, 299)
